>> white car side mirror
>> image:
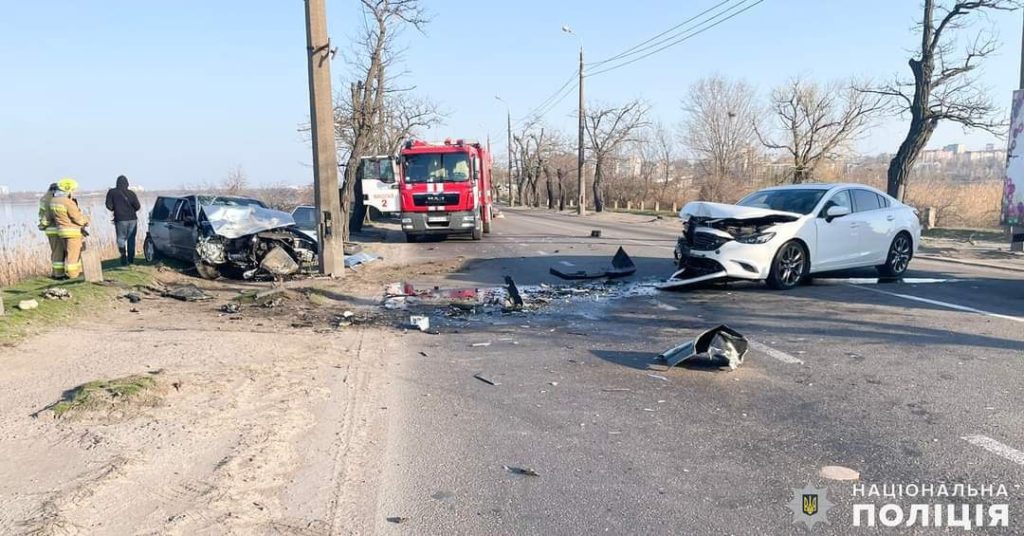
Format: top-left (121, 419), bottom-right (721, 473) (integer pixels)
top-left (825, 205), bottom-right (851, 219)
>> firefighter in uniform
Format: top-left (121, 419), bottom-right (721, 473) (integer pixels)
top-left (48, 178), bottom-right (90, 279)
top-left (37, 183), bottom-right (61, 277)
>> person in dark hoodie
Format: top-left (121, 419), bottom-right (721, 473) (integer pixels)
top-left (105, 175), bottom-right (142, 265)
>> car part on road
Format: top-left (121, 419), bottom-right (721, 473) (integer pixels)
top-left (18, 299), bottom-right (39, 310)
top-left (409, 315), bottom-right (430, 332)
top-left (473, 373), bottom-right (500, 386)
top-left (657, 324), bottom-right (749, 370)
top-left (221, 303), bottom-right (241, 314)
top-left (505, 276), bottom-right (524, 309)
top-left (503, 465), bottom-right (540, 477)
top-left (385, 517), bottom-right (409, 524)
top-left (590, 229), bottom-right (602, 238)
top-left (549, 247), bottom-right (637, 280)
top-left (344, 251), bottom-right (379, 269)
top-left (658, 269), bottom-right (729, 290)
top-left (344, 242), bottom-right (363, 256)
top-left (162, 284), bottom-right (213, 302)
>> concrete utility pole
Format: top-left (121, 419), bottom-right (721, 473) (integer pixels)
top-left (304, 0), bottom-right (343, 275)
top-left (563, 25), bottom-right (585, 216)
top-left (576, 47), bottom-right (585, 216)
top-left (495, 96), bottom-right (513, 205)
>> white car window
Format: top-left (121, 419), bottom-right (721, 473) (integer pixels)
top-left (820, 190), bottom-right (852, 216)
top-left (852, 189), bottom-right (882, 212)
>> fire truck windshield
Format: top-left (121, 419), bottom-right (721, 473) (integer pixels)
top-left (403, 153), bottom-right (471, 183)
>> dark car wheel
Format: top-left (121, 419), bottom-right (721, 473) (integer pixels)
top-left (877, 232), bottom-right (913, 277)
top-left (767, 240), bottom-right (808, 290)
top-left (143, 236), bottom-right (159, 263)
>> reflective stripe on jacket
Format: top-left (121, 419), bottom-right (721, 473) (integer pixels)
top-left (48, 194), bottom-right (89, 238)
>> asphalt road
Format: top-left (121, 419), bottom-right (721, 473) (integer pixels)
top-left (372, 208), bottom-right (1024, 535)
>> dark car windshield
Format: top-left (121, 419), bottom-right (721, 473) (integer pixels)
top-left (737, 189), bottom-right (827, 215)
top-left (196, 195), bottom-right (267, 208)
top-left (404, 153), bottom-right (471, 183)
top-left (292, 207), bottom-right (316, 231)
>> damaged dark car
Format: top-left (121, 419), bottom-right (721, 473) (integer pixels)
top-left (142, 195), bottom-right (318, 280)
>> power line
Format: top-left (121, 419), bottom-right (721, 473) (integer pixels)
top-left (587, 0), bottom-right (764, 78)
top-left (586, 0), bottom-right (738, 68)
top-left (512, 71), bottom-right (578, 128)
top-left (517, 80), bottom-right (579, 128)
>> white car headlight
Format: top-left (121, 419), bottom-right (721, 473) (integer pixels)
top-left (736, 232), bottom-right (775, 244)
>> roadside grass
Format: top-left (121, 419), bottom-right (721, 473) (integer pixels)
top-left (922, 227), bottom-right (1006, 243)
top-left (45, 373), bottom-right (161, 418)
top-left (0, 260), bottom-right (155, 345)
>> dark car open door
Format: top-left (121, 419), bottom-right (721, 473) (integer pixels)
top-left (148, 196), bottom-right (179, 257)
top-left (167, 197), bottom-right (199, 260)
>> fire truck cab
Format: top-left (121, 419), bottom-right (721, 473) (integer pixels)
top-left (399, 139), bottom-right (493, 242)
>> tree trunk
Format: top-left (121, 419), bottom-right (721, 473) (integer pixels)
top-left (557, 168), bottom-right (566, 211)
top-left (887, 117), bottom-right (936, 200)
top-left (544, 165), bottom-right (556, 209)
top-left (593, 159), bottom-right (605, 212)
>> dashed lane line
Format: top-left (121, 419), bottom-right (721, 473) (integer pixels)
top-left (849, 285), bottom-right (1024, 324)
top-left (749, 341), bottom-right (804, 365)
top-left (962, 435), bottom-right (1024, 465)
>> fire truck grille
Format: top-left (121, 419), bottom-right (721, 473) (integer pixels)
top-left (413, 193), bottom-right (460, 207)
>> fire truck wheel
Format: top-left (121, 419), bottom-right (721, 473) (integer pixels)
top-left (471, 209), bottom-right (483, 241)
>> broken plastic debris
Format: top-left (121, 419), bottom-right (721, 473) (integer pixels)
top-left (590, 230), bottom-right (602, 238)
top-left (162, 284), bottom-right (213, 302)
top-left (657, 324), bottom-right (749, 370)
top-left (503, 465), bottom-right (540, 476)
top-left (409, 315), bottom-right (430, 332)
top-left (17, 299), bottom-right (39, 310)
top-left (549, 247), bottom-right (637, 280)
top-left (470, 341), bottom-right (492, 347)
top-left (819, 465), bottom-right (860, 481)
top-left (386, 516), bottom-right (409, 524)
top-left (42, 288), bottom-right (71, 300)
top-left (221, 303), bottom-right (240, 314)
top-left (473, 373), bottom-right (499, 386)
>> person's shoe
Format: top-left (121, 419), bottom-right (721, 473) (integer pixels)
top-left (120, 254), bottom-right (128, 266)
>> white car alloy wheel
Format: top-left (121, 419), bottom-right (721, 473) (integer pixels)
top-left (769, 241), bottom-right (807, 290)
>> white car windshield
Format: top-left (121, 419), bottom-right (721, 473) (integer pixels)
top-left (737, 189), bottom-right (827, 215)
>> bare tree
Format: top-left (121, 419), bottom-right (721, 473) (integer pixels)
top-left (680, 76), bottom-right (762, 199)
top-left (864, 0), bottom-right (1019, 200)
top-left (338, 0), bottom-right (428, 240)
top-left (222, 166), bottom-right (248, 195)
top-left (374, 93), bottom-right (444, 155)
top-left (651, 122), bottom-right (677, 204)
top-left (585, 99), bottom-right (649, 211)
top-left (757, 78), bottom-right (885, 183)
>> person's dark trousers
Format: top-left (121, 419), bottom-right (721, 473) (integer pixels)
top-left (115, 220), bottom-right (138, 265)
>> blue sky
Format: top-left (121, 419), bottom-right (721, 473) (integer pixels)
top-left (0, 0), bottom-right (1020, 191)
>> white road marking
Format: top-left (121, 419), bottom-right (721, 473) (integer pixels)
top-left (749, 341), bottom-right (804, 365)
top-left (962, 435), bottom-right (1024, 465)
top-left (850, 285), bottom-right (1024, 323)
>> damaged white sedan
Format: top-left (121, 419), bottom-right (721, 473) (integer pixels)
top-left (665, 184), bottom-right (921, 290)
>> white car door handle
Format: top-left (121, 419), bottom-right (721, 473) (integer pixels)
top-left (886, 215), bottom-right (895, 221)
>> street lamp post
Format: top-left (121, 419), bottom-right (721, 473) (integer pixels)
top-left (495, 96), bottom-right (513, 205)
top-left (562, 25), bottom-right (585, 216)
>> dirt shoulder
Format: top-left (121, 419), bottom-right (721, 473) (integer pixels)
top-left (0, 246), bottom-right (463, 534)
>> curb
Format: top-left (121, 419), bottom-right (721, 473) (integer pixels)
top-left (917, 254), bottom-right (1024, 274)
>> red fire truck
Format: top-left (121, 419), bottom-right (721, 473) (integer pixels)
top-left (399, 138), bottom-right (494, 242)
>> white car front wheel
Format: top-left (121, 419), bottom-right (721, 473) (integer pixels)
top-left (767, 240), bottom-right (808, 290)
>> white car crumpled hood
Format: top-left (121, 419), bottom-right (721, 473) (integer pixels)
top-left (679, 201), bottom-right (802, 222)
